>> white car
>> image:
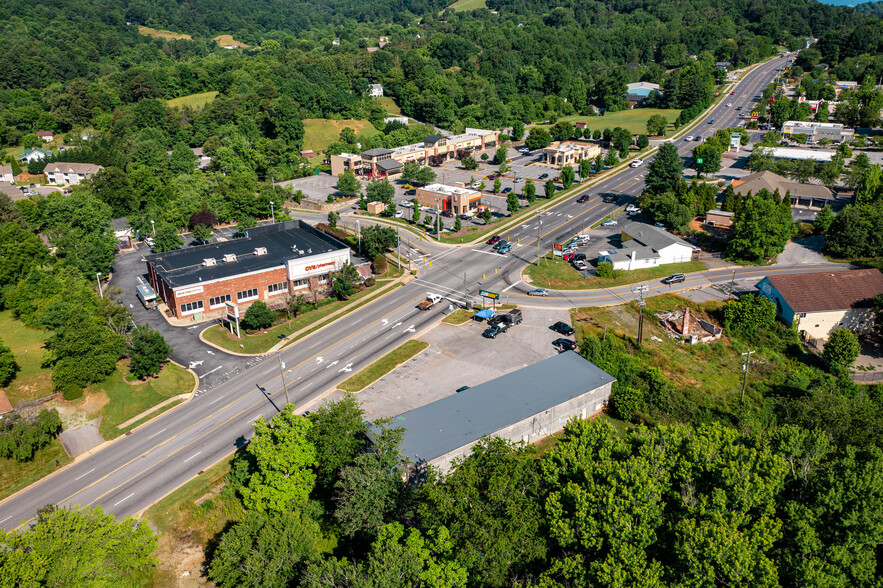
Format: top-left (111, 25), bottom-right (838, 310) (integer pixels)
top-left (395, 210), bottom-right (405, 218)
top-left (601, 220), bottom-right (618, 226)
top-left (726, 103), bottom-right (732, 107)
top-left (630, 159), bottom-right (644, 168)
top-left (574, 235), bottom-right (590, 244)
top-left (399, 201), bottom-right (413, 208)
top-left (628, 209), bottom-right (641, 216)
top-left (685, 135), bottom-right (694, 141)
top-left (626, 204), bottom-right (638, 212)
top-left (573, 260), bottom-right (589, 271)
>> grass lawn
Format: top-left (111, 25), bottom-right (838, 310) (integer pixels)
top-left (524, 255), bottom-right (706, 290)
top-left (448, 0), bottom-right (487, 11)
top-left (570, 294), bottom-right (778, 412)
top-left (89, 362), bottom-right (196, 440)
top-left (213, 34), bottom-right (250, 48)
top-left (442, 309), bottom-right (474, 325)
top-left (302, 119), bottom-right (382, 153)
top-left (339, 340), bottom-right (429, 392)
top-left (0, 439), bottom-right (71, 502)
top-left (138, 26), bottom-right (192, 40)
top-left (166, 91), bottom-right (218, 109)
top-left (203, 276), bottom-right (403, 355)
top-left (535, 109), bottom-right (682, 136)
top-left (0, 311), bottom-right (52, 405)
top-left (373, 96), bottom-right (401, 115)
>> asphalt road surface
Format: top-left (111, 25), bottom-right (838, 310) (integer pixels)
top-left (0, 53), bottom-right (836, 530)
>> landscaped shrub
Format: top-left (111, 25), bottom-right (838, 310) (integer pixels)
top-left (0, 409), bottom-right (63, 462)
top-left (241, 301), bottom-right (276, 331)
top-left (372, 254), bottom-right (388, 275)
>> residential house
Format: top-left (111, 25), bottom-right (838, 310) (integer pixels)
top-left (834, 81), bottom-right (859, 95)
top-left (625, 82), bottom-right (660, 106)
top-left (732, 170), bottom-right (834, 208)
top-left (368, 84), bottom-right (384, 97)
top-left (191, 147), bottom-right (211, 169)
top-left (44, 162), bottom-right (103, 185)
top-left (0, 166), bottom-right (13, 183)
top-left (542, 141), bottom-right (601, 167)
top-left (756, 269), bottom-right (883, 341)
top-left (19, 148), bottom-right (51, 163)
top-left (714, 61), bottom-right (732, 70)
top-left (384, 116), bottom-right (409, 125)
top-left (378, 36), bottom-right (389, 47)
top-left (598, 223), bottom-right (695, 271)
top-left (36, 131), bottom-right (54, 142)
top-left (332, 39), bottom-right (341, 46)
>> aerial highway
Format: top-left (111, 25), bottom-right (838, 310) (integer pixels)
top-left (0, 52), bottom-right (828, 530)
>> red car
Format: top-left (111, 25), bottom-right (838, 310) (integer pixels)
top-left (562, 252), bottom-right (577, 262)
top-left (487, 235), bottom-right (501, 245)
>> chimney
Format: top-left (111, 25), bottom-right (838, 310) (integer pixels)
top-left (682, 307), bottom-right (691, 335)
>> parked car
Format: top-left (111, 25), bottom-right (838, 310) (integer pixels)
top-left (502, 187), bottom-right (513, 193)
top-left (483, 323), bottom-right (509, 339)
top-left (626, 203), bottom-right (638, 212)
top-left (574, 235), bottom-right (590, 244)
top-left (576, 194), bottom-right (591, 203)
top-left (563, 252), bottom-right (578, 262)
top-left (441, 210), bottom-right (453, 218)
top-left (487, 314), bottom-right (508, 327)
top-left (601, 219), bottom-right (618, 226)
top-left (573, 260), bottom-right (589, 271)
top-left (539, 173), bottom-right (549, 179)
top-left (654, 222), bottom-right (666, 229)
top-left (572, 253), bottom-right (587, 262)
top-left (456, 385), bottom-right (471, 393)
top-left (487, 235), bottom-right (501, 245)
top-left (513, 177), bottom-right (523, 183)
top-left (628, 210), bottom-right (641, 216)
top-left (528, 288), bottom-right (549, 297)
top-left (506, 309), bottom-right (523, 326)
top-left (425, 207), bottom-right (439, 214)
top-left (629, 158), bottom-right (644, 168)
top-left (662, 273), bottom-right (686, 285)
top-left (497, 243), bottom-right (513, 254)
top-left (551, 321), bottom-right (575, 336)
top-left (552, 338), bottom-right (577, 352)
top-left (395, 210), bottom-right (404, 218)
top-left (399, 201), bottom-right (413, 208)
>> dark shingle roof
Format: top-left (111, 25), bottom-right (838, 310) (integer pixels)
top-left (361, 148), bottom-right (394, 157)
top-left (391, 351), bottom-right (615, 466)
top-left (766, 269), bottom-right (883, 312)
top-left (376, 159), bottom-right (403, 171)
top-left (146, 221), bottom-right (348, 288)
top-left (424, 135), bottom-right (445, 144)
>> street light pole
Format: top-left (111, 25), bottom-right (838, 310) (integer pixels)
top-left (96, 272), bottom-right (103, 298)
top-left (269, 201), bottom-right (275, 223)
top-left (536, 209), bottom-right (543, 265)
top-left (397, 228), bottom-right (401, 269)
top-left (740, 350), bottom-right (755, 403)
top-left (150, 220), bottom-right (156, 236)
top-left (356, 220), bottom-right (361, 257)
top-left (279, 357), bottom-right (290, 406)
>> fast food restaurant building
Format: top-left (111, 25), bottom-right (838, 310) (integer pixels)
top-left (145, 221), bottom-right (350, 319)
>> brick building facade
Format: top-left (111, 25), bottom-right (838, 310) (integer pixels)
top-left (146, 221), bottom-right (350, 319)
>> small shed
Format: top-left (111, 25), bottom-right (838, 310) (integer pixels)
top-left (366, 201), bottom-right (385, 214)
top-left (705, 210), bottom-right (734, 227)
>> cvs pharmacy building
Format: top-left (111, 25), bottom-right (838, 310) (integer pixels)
top-left (146, 221), bottom-right (350, 320)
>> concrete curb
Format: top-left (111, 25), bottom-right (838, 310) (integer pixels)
top-left (338, 341), bottom-right (432, 394)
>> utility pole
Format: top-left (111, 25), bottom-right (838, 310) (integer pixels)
top-left (436, 195), bottom-right (441, 237)
top-left (740, 350), bottom-right (755, 404)
top-left (536, 209), bottom-right (543, 265)
top-left (463, 272), bottom-right (469, 309)
top-left (631, 284), bottom-right (648, 345)
top-left (397, 227), bottom-right (401, 269)
top-left (278, 357), bottom-right (290, 406)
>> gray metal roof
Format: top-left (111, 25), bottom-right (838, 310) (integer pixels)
top-left (145, 220), bottom-right (348, 288)
top-left (391, 351), bottom-right (615, 466)
top-left (361, 148), bottom-right (394, 157)
top-left (620, 222), bottom-right (692, 252)
top-left (424, 135), bottom-right (445, 144)
top-left (376, 158), bottom-right (403, 171)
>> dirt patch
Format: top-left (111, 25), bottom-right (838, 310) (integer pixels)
top-left (152, 532), bottom-right (212, 587)
top-left (47, 391), bottom-right (109, 430)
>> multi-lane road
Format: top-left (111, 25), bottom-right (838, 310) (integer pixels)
top-left (0, 53), bottom-right (833, 530)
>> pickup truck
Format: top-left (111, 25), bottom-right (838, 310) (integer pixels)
top-left (417, 293), bottom-right (443, 311)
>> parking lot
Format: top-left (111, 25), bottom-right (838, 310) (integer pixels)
top-left (324, 306), bottom-right (573, 419)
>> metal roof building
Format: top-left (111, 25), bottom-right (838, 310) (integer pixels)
top-left (389, 351), bottom-right (615, 477)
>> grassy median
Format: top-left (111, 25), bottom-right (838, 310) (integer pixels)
top-left (524, 255), bottom-right (707, 290)
top-left (339, 340), bottom-right (429, 393)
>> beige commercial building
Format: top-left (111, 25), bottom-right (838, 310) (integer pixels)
top-left (415, 183), bottom-right (482, 215)
top-left (542, 141), bottom-right (601, 167)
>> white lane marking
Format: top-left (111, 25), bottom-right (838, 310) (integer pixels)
top-left (309, 340), bottom-right (322, 348)
top-left (187, 325), bottom-right (199, 330)
top-left (198, 366), bottom-right (222, 378)
top-left (339, 363), bottom-right (353, 373)
top-left (184, 452), bottom-right (201, 463)
top-left (0, 516), bottom-right (11, 524)
top-left (74, 468), bottom-right (96, 481)
top-left (208, 397), bottom-right (222, 405)
top-left (392, 322), bottom-right (402, 329)
top-left (403, 325), bottom-right (415, 333)
top-left (146, 427), bottom-right (167, 440)
top-left (114, 493), bottom-right (135, 506)
top-left (502, 281), bottom-right (522, 292)
top-left (206, 350), bottom-right (215, 355)
top-left (325, 360), bottom-right (339, 369)
top-left (470, 249), bottom-right (506, 257)
top-left (188, 360), bottom-right (204, 368)
top-left (382, 319), bottom-right (388, 325)
top-left (316, 357), bottom-right (323, 364)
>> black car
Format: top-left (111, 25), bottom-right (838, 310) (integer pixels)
top-left (662, 273), bottom-right (686, 284)
top-left (551, 321), bottom-right (575, 336)
top-left (571, 253), bottom-right (587, 262)
top-left (482, 323), bottom-right (509, 338)
top-left (577, 194), bottom-right (591, 203)
top-left (487, 314), bottom-right (508, 327)
top-left (456, 385), bottom-right (471, 393)
top-left (602, 195), bottom-right (617, 203)
top-left (502, 187), bottom-right (513, 193)
top-left (552, 338), bottom-right (577, 352)
top-left (539, 173), bottom-right (549, 179)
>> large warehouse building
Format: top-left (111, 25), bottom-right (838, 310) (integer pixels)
top-left (389, 351), bottom-right (615, 478)
top-left (146, 221), bottom-right (350, 319)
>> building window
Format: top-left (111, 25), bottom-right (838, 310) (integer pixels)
top-left (180, 300), bottom-right (204, 315)
top-left (291, 278), bottom-right (309, 291)
top-left (267, 282), bottom-right (289, 296)
top-left (317, 273), bottom-right (330, 285)
top-left (237, 288), bottom-right (258, 302)
top-left (209, 294), bottom-right (231, 308)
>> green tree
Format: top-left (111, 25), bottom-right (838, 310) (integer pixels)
top-left (241, 301), bottom-right (275, 331)
top-left (332, 262), bottom-right (361, 300)
top-left (550, 121), bottom-right (575, 142)
top-left (693, 143), bottom-right (722, 177)
top-left (191, 223), bottom-right (212, 244)
top-left (327, 210), bottom-right (339, 228)
top-left (493, 178), bottom-right (501, 193)
top-left (285, 293), bottom-right (311, 320)
top-left (307, 394), bottom-right (367, 493)
top-left (0, 505), bottom-right (156, 587)
top-left (610, 385), bottom-right (645, 420)
top-left (723, 294), bottom-right (777, 339)
top-left (401, 161), bottom-right (420, 182)
top-left (152, 221), bottom-right (182, 253)
top-left (646, 114), bottom-right (668, 136)
top-left (595, 154), bottom-right (604, 174)
top-left (482, 207), bottom-right (492, 223)
top-left (525, 128), bottom-right (552, 150)
top-left (604, 150), bottom-right (619, 167)
top-left (645, 142), bottom-right (683, 194)
top-left (815, 204), bottom-right (834, 232)
top-left (0, 339), bottom-right (19, 386)
top-left (492, 147), bottom-right (507, 165)
top-left (208, 510), bottom-right (321, 588)
top-left (237, 215), bottom-right (257, 236)
top-left (453, 215), bottom-right (461, 231)
top-left (524, 179), bottom-right (536, 204)
top-left (855, 165), bottom-right (882, 205)
top-left (579, 158), bottom-right (592, 179)
top-left (544, 179), bottom-right (556, 199)
top-left (636, 134), bottom-right (650, 149)
top-left (822, 329), bottom-right (861, 371)
top-left (510, 121), bottom-right (525, 142)
top-left (366, 179), bottom-right (395, 203)
top-left (168, 141), bottom-right (198, 175)
top-left (336, 169), bottom-right (361, 198)
top-left (727, 194), bottom-right (793, 262)
top-left (507, 192), bottom-right (519, 214)
top-left (127, 326), bottom-right (171, 380)
top-left (361, 225), bottom-right (397, 259)
top-left (461, 155), bottom-right (478, 170)
top-left (240, 404), bottom-right (317, 513)
top-left (721, 185), bottom-right (740, 212)
top-left (90, 167), bottom-right (134, 217)
top-left (560, 164), bottom-right (575, 189)
top-left (414, 166), bottom-right (437, 186)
